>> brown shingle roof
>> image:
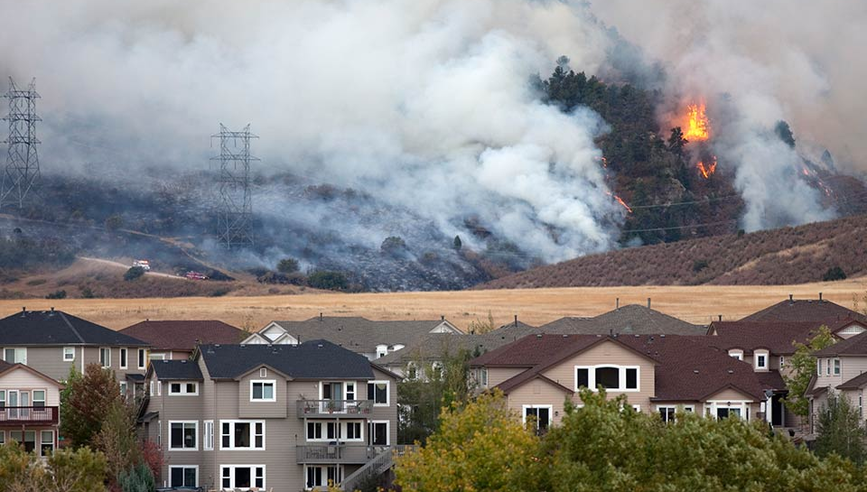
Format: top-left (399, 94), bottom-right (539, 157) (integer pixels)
top-left (541, 304), bottom-right (705, 336)
top-left (741, 298), bottom-right (866, 324)
top-left (703, 321), bottom-right (824, 355)
top-left (120, 320), bottom-right (244, 352)
top-left (813, 329), bottom-right (867, 357)
top-left (837, 372), bottom-right (867, 391)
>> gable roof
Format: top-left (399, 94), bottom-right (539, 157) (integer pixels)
top-left (150, 359), bottom-right (204, 381)
top-left (0, 310), bottom-right (148, 347)
top-left (0, 362), bottom-right (64, 388)
top-left (703, 321), bottom-right (825, 355)
top-left (199, 340), bottom-right (375, 380)
top-left (120, 320), bottom-right (244, 352)
top-left (813, 329), bottom-right (867, 357)
top-left (541, 304), bottom-right (705, 336)
top-left (837, 372), bottom-right (867, 391)
top-left (741, 298), bottom-right (866, 324)
top-left (249, 316), bottom-right (462, 354)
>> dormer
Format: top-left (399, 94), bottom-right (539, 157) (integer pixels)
top-left (727, 349), bottom-right (744, 361)
top-left (753, 349), bottom-right (770, 372)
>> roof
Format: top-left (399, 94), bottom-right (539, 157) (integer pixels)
top-left (813, 330), bottom-right (867, 356)
top-left (475, 334), bottom-right (766, 402)
top-left (837, 372), bottom-right (867, 391)
top-left (0, 310), bottom-right (149, 347)
top-left (741, 298), bottom-right (866, 324)
top-left (540, 304), bottom-right (705, 336)
top-left (150, 359), bottom-right (204, 381)
top-left (0, 360), bottom-right (11, 372)
top-left (0, 362), bottom-right (64, 388)
top-left (120, 320), bottom-right (244, 351)
top-left (254, 316), bottom-right (462, 354)
top-left (199, 340), bottom-right (376, 380)
top-left (703, 321), bottom-right (824, 355)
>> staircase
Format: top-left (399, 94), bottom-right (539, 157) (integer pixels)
top-left (339, 445), bottom-right (416, 491)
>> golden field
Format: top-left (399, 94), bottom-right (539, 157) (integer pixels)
top-left (2, 277), bottom-right (867, 331)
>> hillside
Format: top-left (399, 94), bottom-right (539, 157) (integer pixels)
top-left (479, 214), bottom-right (867, 289)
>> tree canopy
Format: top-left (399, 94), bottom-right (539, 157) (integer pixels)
top-left (783, 325), bottom-right (836, 418)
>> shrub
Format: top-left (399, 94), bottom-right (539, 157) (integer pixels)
top-left (692, 259), bottom-right (709, 272)
top-left (123, 267), bottom-right (145, 282)
top-left (823, 266), bottom-right (847, 282)
top-left (105, 214), bottom-right (124, 231)
top-left (117, 463), bottom-right (155, 492)
top-left (46, 289), bottom-right (67, 299)
top-left (307, 270), bottom-right (349, 291)
top-left (277, 257), bottom-right (300, 274)
top-left (381, 236), bottom-right (408, 254)
top-left (81, 286), bottom-right (96, 298)
top-left (27, 278), bottom-right (47, 286)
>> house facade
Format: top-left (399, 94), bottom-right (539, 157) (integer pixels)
top-left (119, 319), bottom-right (244, 361)
top-left (0, 360), bottom-right (63, 457)
top-left (140, 340), bottom-right (399, 491)
top-left (0, 309), bottom-right (150, 392)
top-left (470, 334), bottom-right (767, 431)
top-left (807, 330), bottom-right (867, 434)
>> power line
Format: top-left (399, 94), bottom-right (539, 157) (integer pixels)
top-left (626, 193), bottom-right (742, 210)
top-left (620, 219), bottom-right (739, 234)
top-left (1, 77), bottom-right (41, 209)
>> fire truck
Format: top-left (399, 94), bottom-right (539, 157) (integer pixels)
top-left (132, 260), bottom-right (151, 271)
top-left (185, 271), bottom-right (208, 280)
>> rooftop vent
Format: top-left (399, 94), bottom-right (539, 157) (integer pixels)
top-left (536, 334), bottom-right (543, 339)
top-left (789, 294), bottom-right (794, 303)
top-left (693, 369), bottom-right (699, 374)
top-left (660, 334), bottom-right (666, 338)
top-left (727, 369), bottom-right (733, 374)
top-left (647, 298), bottom-right (652, 309)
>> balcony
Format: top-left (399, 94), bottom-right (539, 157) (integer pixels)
top-left (0, 406), bottom-right (59, 426)
top-left (296, 444), bottom-right (381, 464)
top-left (296, 400), bottom-right (373, 418)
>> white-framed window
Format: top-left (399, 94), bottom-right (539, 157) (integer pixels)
top-left (522, 405), bottom-right (552, 432)
top-left (119, 381), bottom-right (128, 395)
top-left (3, 347), bottom-right (26, 364)
top-left (170, 466), bottom-right (198, 488)
top-left (367, 381), bottom-right (390, 406)
top-left (656, 405), bottom-right (694, 423)
top-left (430, 361), bottom-right (444, 380)
top-left (827, 358), bottom-right (832, 375)
top-left (406, 362), bottom-right (418, 380)
top-left (860, 392), bottom-right (864, 420)
top-left (306, 421), bottom-right (324, 441)
top-left (157, 421), bottom-right (161, 447)
top-left (368, 421), bottom-right (389, 446)
top-left (345, 421), bottom-right (363, 441)
top-left (169, 382), bottom-right (199, 396)
top-left (220, 421), bottom-right (265, 450)
top-left (119, 348), bottom-right (128, 369)
top-left (728, 349), bottom-right (743, 361)
top-left (149, 380), bottom-right (154, 396)
top-left (99, 347), bottom-right (111, 368)
top-left (575, 365), bottom-right (640, 392)
top-left (817, 359), bottom-right (822, 375)
top-left (62, 347), bottom-right (75, 362)
top-left (376, 344), bottom-right (388, 359)
top-left (479, 367), bottom-right (488, 388)
top-left (259, 368), bottom-right (267, 378)
top-left (40, 430), bottom-right (54, 457)
top-left (137, 349), bottom-right (147, 370)
top-left (707, 401), bottom-right (750, 420)
top-left (169, 421), bottom-right (198, 450)
top-left (0, 430), bottom-right (5, 445)
top-left (149, 352), bottom-right (166, 361)
top-left (305, 465), bottom-right (340, 490)
top-left (203, 420), bottom-right (214, 451)
top-left (834, 358), bottom-right (841, 375)
top-left (754, 350), bottom-right (769, 370)
top-left (250, 380), bottom-right (276, 402)
top-left (346, 382), bottom-right (355, 401)
top-left (221, 465), bottom-right (265, 490)
top-left (32, 390), bottom-right (45, 408)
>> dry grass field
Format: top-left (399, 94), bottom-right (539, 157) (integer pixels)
top-left (2, 277), bottom-right (867, 331)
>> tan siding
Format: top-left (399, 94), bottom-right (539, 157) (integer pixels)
top-left (0, 367), bottom-right (62, 405)
top-left (238, 370), bottom-right (288, 419)
top-left (488, 367), bottom-right (526, 388)
top-left (506, 378), bottom-right (571, 426)
top-left (18, 347), bottom-right (77, 381)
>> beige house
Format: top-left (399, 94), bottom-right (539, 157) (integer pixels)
top-left (470, 334), bottom-right (768, 430)
top-left (140, 340), bottom-right (400, 491)
top-left (807, 330), bottom-right (867, 435)
top-left (119, 319), bottom-right (245, 361)
top-left (0, 359), bottom-right (63, 456)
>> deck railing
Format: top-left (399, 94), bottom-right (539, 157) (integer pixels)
top-left (296, 444), bottom-right (376, 464)
top-left (296, 399), bottom-right (374, 418)
top-left (0, 406), bottom-right (59, 425)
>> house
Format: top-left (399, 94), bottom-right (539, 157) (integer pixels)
top-left (740, 294), bottom-right (866, 328)
top-left (0, 309), bottom-right (150, 392)
top-left (119, 320), bottom-right (245, 360)
top-left (540, 303), bottom-right (706, 335)
top-left (242, 315), bottom-right (463, 360)
top-left (807, 330), bottom-right (867, 434)
top-left (469, 333), bottom-right (768, 431)
top-left (139, 340), bottom-right (400, 491)
top-left (0, 359), bottom-right (63, 457)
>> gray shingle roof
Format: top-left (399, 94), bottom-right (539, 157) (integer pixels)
top-left (541, 304), bottom-right (705, 336)
top-left (0, 310), bottom-right (149, 346)
top-left (742, 298), bottom-right (866, 324)
top-left (151, 359), bottom-right (204, 381)
top-left (200, 340), bottom-right (374, 380)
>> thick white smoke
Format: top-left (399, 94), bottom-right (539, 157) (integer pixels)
top-left (0, 0), bottom-right (621, 262)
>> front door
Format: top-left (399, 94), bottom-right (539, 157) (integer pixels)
top-left (771, 394), bottom-right (783, 427)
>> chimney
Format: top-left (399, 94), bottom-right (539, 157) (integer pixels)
top-left (319, 312), bottom-right (323, 321)
top-left (441, 315), bottom-right (444, 321)
top-left (819, 292), bottom-right (823, 301)
top-left (647, 298), bottom-right (651, 309)
top-left (789, 294), bottom-right (794, 303)
top-left (514, 314), bottom-right (518, 327)
top-left (21, 307), bottom-right (25, 315)
top-left (718, 315), bottom-right (722, 322)
top-left (50, 307), bottom-right (54, 312)
top-left (616, 298), bottom-right (620, 310)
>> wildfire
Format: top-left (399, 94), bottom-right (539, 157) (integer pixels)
top-left (697, 156), bottom-right (717, 179)
top-left (606, 191), bottom-right (632, 213)
top-left (683, 102), bottom-right (710, 141)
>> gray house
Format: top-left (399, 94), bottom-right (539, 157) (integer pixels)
top-left (140, 340), bottom-right (400, 491)
top-left (0, 309), bottom-right (150, 391)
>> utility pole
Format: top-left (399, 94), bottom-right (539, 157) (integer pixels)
top-left (1, 77), bottom-right (41, 209)
top-left (212, 123), bottom-right (257, 248)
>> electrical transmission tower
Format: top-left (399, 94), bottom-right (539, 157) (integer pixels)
top-left (212, 123), bottom-right (257, 248)
top-left (1, 77), bottom-right (41, 209)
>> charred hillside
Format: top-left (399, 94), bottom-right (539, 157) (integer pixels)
top-left (478, 214), bottom-right (867, 289)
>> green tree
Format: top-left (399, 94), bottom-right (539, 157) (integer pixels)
top-left (823, 266), bottom-right (847, 281)
top-left (775, 120), bottom-right (796, 148)
top-left (123, 266), bottom-right (145, 282)
top-left (105, 214), bottom-right (124, 231)
top-left (394, 390), bottom-right (544, 492)
top-left (117, 463), bottom-right (155, 492)
top-left (46, 447), bottom-right (109, 492)
top-left (276, 257), bottom-right (300, 274)
top-left (467, 310), bottom-right (496, 334)
top-left (667, 126), bottom-right (688, 156)
top-left (95, 400), bottom-right (143, 485)
top-left (307, 270), bottom-right (348, 291)
top-left (453, 235), bottom-right (462, 251)
top-left (783, 325), bottom-right (835, 418)
top-left (61, 364), bottom-right (124, 448)
top-left (815, 391), bottom-right (867, 464)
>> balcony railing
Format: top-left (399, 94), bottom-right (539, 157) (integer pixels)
top-left (296, 444), bottom-right (380, 464)
top-left (296, 399), bottom-right (373, 418)
top-left (0, 406), bottom-right (59, 426)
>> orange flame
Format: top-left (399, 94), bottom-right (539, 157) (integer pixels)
top-left (697, 156), bottom-right (717, 179)
top-left (684, 102), bottom-right (710, 141)
top-left (614, 195), bottom-right (632, 213)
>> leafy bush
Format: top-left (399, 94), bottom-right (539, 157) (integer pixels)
top-left (823, 266), bottom-right (847, 281)
top-left (46, 289), bottom-right (67, 299)
top-left (117, 463), bottom-right (155, 492)
top-left (692, 259), bottom-right (709, 272)
top-left (381, 236), bottom-right (408, 254)
top-left (277, 257), bottom-right (300, 273)
top-left (123, 267), bottom-right (145, 282)
top-left (307, 270), bottom-right (348, 291)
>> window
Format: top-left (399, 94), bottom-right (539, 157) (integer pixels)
top-left (709, 401), bottom-right (748, 420)
top-left (3, 348), bottom-right (26, 364)
top-left (40, 431), bottom-right (54, 457)
top-left (149, 381), bottom-right (154, 396)
top-left (307, 422), bottom-right (323, 440)
top-left (169, 382), bottom-right (199, 395)
top-left (204, 421), bottom-right (214, 451)
top-left (169, 421), bottom-right (198, 450)
top-left (157, 421), bottom-right (161, 446)
top-left (523, 405), bottom-right (552, 433)
top-left (834, 358), bottom-right (841, 375)
top-left (251, 380), bottom-right (276, 402)
top-left (367, 381), bottom-right (389, 406)
top-left (99, 348), bottom-right (111, 368)
top-left (63, 347), bottom-right (75, 362)
top-left (0, 431), bottom-right (4, 445)
top-left (860, 393), bottom-right (864, 420)
top-left (137, 349), bottom-right (146, 370)
top-left (259, 368), bottom-right (267, 378)
top-left (0, 390), bottom-right (5, 409)
top-left (779, 356), bottom-right (785, 368)
top-left (170, 466), bottom-right (198, 488)
top-left (754, 350), bottom-right (769, 370)
top-left (149, 352), bottom-right (166, 361)
top-left (221, 465), bottom-right (265, 490)
top-left (406, 363), bottom-right (418, 380)
top-left (119, 381), bottom-right (127, 395)
top-left (32, 390), bottom-right (45, 408)
top-left (326, 422), bottom-right (340, 440)
top-left (827, 358), bottom-right (832, 375)
top-left (818, 359), bottom-right (822, 375)
top-left (368, 421), bottom-right (389, 446)
top-left (431, 361), bottom-right (444, 380)
top-left (345, 422), bottom-right (362, 441)
top-left (479, 368), bottom-right (488, 388)
top-left (220, 421), bottom-right (265, 450)
top-left (346, 382), bottom-right (355, 401)
top-left (658, 406), bottom-right (676, 423)
top-left (306, 465), bottom-right (340, 490)
top-left (119, 348), bottom-right (128, 369)
top-left (157, 381), bottom-right (161, 396)
top-left (575, 366), bottom-right (640, 391)
top-left (728, 349), bottom-right (743, 361)
top-left (11, 431), bottom-right (36, 454)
